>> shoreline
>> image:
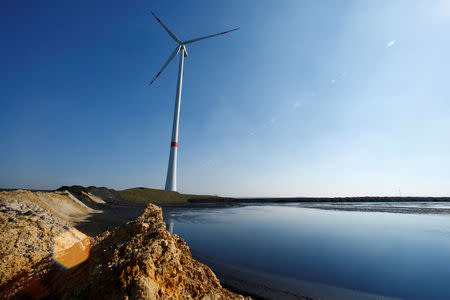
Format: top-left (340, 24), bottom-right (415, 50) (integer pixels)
top-left (4, 186), bottom-right (449, 299)
top-left (0, 190), bottom-right (249, 299)
top-left (188, 196), bottom-right (450, 204)
top-left (161, 200), bottom-right (450, 215)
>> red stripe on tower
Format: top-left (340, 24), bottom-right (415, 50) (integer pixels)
top-left (171, 142), bottom-right (178, 147)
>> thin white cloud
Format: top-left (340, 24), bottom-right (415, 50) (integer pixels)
top-left (439, 0), bottom-right (450, 17)
top-left (293, 101), bottom-right (300, 109)
top-left (331, 79), bottom-right (336, 84)
top-left (386, 40), bottom-right (396, 48)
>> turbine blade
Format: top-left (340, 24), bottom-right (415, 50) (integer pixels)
top-left (151, 11), bottom-right (181, 43)
top-left (149, 46), bottom-right (180, 86)
top-left (183, 27), bottom-right (239, 45)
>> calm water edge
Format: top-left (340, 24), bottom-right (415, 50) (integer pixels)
top-left (163, 203), bottom-right (450, 300)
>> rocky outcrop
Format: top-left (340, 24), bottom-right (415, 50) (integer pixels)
top-left (0, 190), bottom-right (249, 300)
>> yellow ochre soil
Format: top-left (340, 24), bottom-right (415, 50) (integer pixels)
top-left (0, 189), bottom-right (249, 300)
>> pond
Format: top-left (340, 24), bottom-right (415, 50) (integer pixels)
top-left (163, 203), bottom-right (450, 299)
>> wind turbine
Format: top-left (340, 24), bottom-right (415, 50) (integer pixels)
top-left (149, 11), bottom-right (239, 192)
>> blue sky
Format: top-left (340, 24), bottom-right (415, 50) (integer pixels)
top-left (1, 0), bottom-right (449, 197)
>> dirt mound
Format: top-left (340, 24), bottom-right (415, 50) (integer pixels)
top-left (0, 189), bottom-right (97, 224)
top-left (1, 190), bottom-right (248, 300)
top-left (0, 190), bottom-right (73, 290)
top-left (45, 205), bottom-right (248, 299)
top-left (55, 186), bottom-right (148, 236)
top-left (57, 186), bottom-right (126, 206)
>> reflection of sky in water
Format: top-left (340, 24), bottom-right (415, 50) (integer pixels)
top-left (166, 204), bottom-right (450, 300)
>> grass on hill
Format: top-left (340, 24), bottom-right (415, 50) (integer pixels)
top-left (118, 187), bottom-right (220, 204)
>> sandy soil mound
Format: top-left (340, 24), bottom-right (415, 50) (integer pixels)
top-left (55, 186), bottom-right (148, 236)
top-left (0, 190), bottom-right (74, 291)
top-left (0, 190), bottom-right (248, 300)
top-left (57, 185), bottom-right (126, 206)
top-left (0, 190), bottom-right (98, 224)
top-left (44, 205), bottom-right (248, 300)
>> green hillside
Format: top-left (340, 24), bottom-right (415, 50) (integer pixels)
top-left (118, 187), bottom-right (219, 204)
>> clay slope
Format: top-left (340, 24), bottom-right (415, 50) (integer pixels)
top-left (0, 190), bottom-right (75, 290)
top-left (0, 189), bottom-right (99, 289)
top-left (0, 189), bottom-right (99, 224)
top-left (0, 190), bottom-right (248, 300)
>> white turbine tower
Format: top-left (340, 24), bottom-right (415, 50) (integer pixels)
top-left (149, 11), bottom-right (239, 192)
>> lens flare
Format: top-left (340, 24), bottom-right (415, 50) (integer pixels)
top-left (52, 228), bottom-right (90, 269)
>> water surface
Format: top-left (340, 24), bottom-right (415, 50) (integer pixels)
top-left (164, 203), bottom-right (450, 299)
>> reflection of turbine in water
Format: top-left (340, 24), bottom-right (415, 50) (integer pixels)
top-left (168, 218), bottom-right (174, 234)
